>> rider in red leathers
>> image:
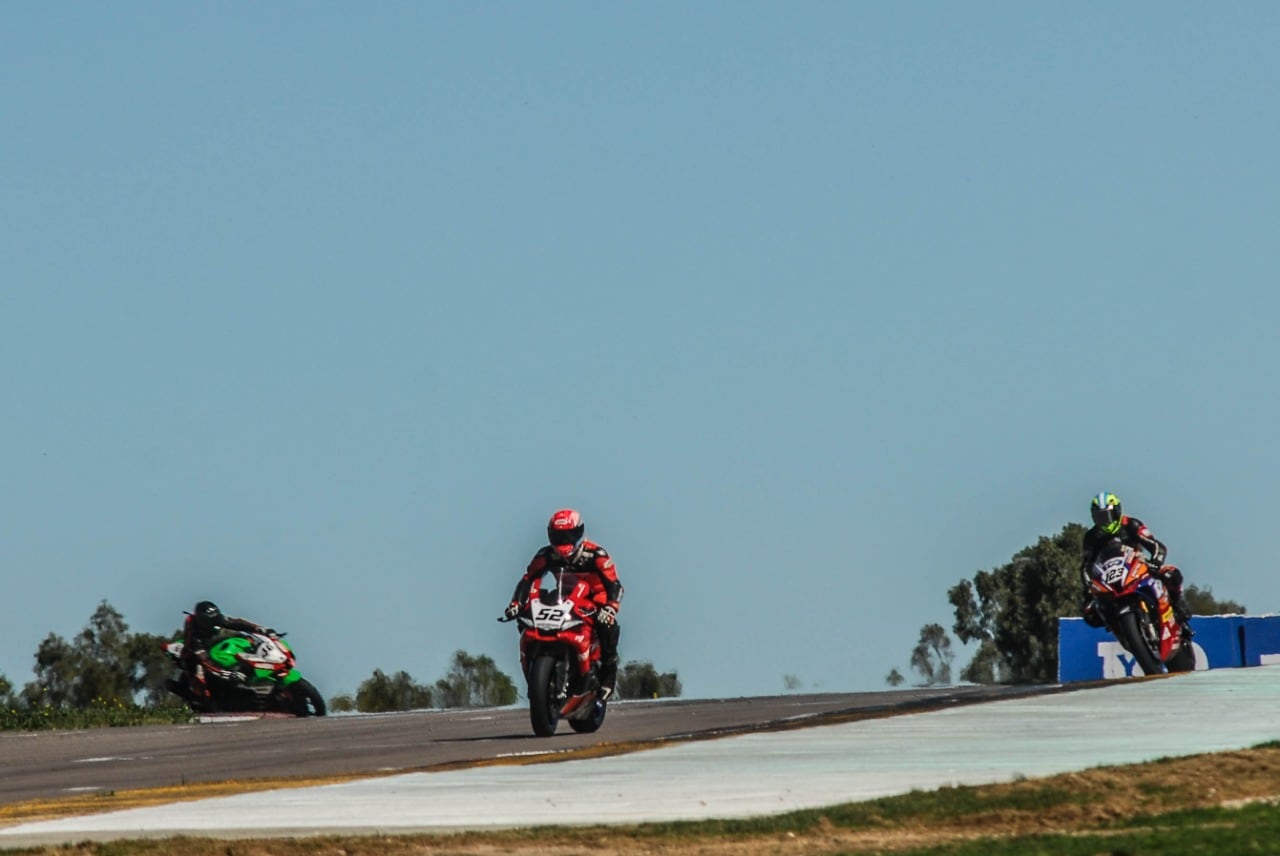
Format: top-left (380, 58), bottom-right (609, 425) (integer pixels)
top-left (1080, 492), bottom-right (1190, 628)
top-left (504, 509), bottom-right (624, 699)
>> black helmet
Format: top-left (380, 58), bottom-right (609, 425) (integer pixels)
top-left (192, 600), bottom-right (224, 638)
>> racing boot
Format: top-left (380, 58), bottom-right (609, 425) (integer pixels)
top-left (1082, 598), bottom-right (1105, 629)
top-left (165, 677), bottom-right (193, 702)
top-left (598, 657), bottom-right (618, 702)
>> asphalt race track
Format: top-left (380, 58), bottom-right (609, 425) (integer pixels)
top-left (1, 684), bottom-right (1054, 806)
top-left (7, 665), bottom-right (1280, 849)
top-left (5, 668), bottom-right (1280, 847)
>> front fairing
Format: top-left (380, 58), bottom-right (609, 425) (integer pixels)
top-left (517, 569), bottom-right (599, 676)
top-left (1090, 550), bottom-right (1182, 662)
top-left (1088, 549), bottom-right (1150, 600)
top-left (209, 633), bottom-right (302, 685)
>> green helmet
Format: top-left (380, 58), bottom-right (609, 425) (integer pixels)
top-left (1090, 492), bottom-right (1123, 535)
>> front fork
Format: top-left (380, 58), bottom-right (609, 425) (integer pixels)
top-left (556, 658), bottom-right (573, 700)
top-left (524, 643), bottom-right (574, 700)
top-left (1104, 597), bottom-right (1161, 656)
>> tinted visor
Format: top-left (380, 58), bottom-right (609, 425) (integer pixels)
top-left (548, 525), bottom-right (584, 548)
top-left (193, 615), bottom-right (221, 636)
top-left (1091, 504), bottom-right (1121, 530)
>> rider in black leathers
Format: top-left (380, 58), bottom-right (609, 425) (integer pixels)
top-left (167, 600), bottom-right (273, 702)
top-left (1080, 492), bottom-right (1190, 628)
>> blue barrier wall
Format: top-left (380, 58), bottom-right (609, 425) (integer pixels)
top-left (1058, 614), bottom-right (1280, 682)
top-left (1241, 617), bottom-right (1280, 667)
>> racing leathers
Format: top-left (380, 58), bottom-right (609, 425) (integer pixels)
top-left (177, 612), bottom-right (272, 694)
top-left (508, 540), bottom-right (624, 696)
top-left (1080, 515), bottom-right (1188, 627)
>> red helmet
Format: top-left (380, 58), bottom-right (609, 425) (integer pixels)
top-left (547, 508), bottom-right (585, 560)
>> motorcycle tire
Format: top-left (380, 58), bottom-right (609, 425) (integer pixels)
top-left (528, 655), bottom-right (561, 737)
top-left (290, 678), bottom-right (327, 717)
top-left (568, 698), bottom-right (607, 734)
top-left (1117, 610), bottom-right (1163, 677)
top-left (1166, 639), bottom-right (1196, 673)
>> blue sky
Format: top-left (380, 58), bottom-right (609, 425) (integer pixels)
top-left (3, 4), bottom-right (1278, 701)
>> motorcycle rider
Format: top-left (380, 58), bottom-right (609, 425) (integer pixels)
top-left (1080, 492), bottom-right (1191, 629)
top-left (504, 509), bottom-right (624, 700)
top-left (169, 600), bottom-right (274, 701)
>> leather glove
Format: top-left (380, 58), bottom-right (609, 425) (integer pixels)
top-left (597, 604), bottom-right (618, 626)
top-left (502, 601), bottom-right (521, 621)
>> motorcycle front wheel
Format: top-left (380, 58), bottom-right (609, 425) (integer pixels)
top-left (1116, 610), bottom-right (1163, 677)
top-left (528, 655), bottom-right (562, 737)
top-left (287, 679), bottom-right (327, 717)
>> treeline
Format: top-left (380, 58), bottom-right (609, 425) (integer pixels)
top-left (333, 657), bottom-right (682, 712)
top-left (0, 601), bottom-right (189, 730)
top-left (1, 602), bottom-right (683, 729)
top-left (888, 522), bottom-right (1247, 687)
top-left (331, 651), bottom-right (518, 712)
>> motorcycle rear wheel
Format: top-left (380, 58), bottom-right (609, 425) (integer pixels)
top-left (529, 655), bottom-right (561, 737)
top-left (568, 698), bottom-right (607, 733)
top-left (1117, 610), bottom-right (1163, 677)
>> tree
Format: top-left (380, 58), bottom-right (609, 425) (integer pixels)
top-left (948, 523), bottom-right (1085, 684)
top-left (433, 650), bottom-right (517, 708)
top-left (126, 630), bottom-right (178, 706)
top-left (616, 661), bottom-right (682, 699)
top-left (355, 669), bottom-right (434, 713)
top-left (328, 693), bottom-right (356, 712)
top-left (1183, 584), bottom-right (1245, 616)
top-left (885, 668), bottom-right (905, 687)
top-left (782, 674), bottom-right (803, 691)
top-left (909, 624), bottom-right (954, 686)
top-left (22, 601), bottom-right (172, 708)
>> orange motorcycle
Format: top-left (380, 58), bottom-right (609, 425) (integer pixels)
top-left (1086, 540), bottom-right (1195, 676)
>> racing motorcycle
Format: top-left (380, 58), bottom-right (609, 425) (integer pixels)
top-left (1086, 540), bottom-right (1195, 676)
top-left (500, 568), bottom-right (608, 737)
top-left (164, 631), bottom-right (326, 717)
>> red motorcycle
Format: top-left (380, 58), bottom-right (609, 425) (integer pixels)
top-left (500, 568), bottom-right (608, 736)
top-left (1086, 540), bottom-right (1195, 676)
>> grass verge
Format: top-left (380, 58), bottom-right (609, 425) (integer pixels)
top-left (0, 702), bottom-right (192, 731)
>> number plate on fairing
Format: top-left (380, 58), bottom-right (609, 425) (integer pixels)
top-left (1101, 556), bottom-right (1128, 587)
top-left (251, 637), bottom-right (288, 665)
top-left (533, 603), bottom-right (575, 632)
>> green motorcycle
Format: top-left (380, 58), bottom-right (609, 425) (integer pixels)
top-left (164, 632), bottom-right (326, 717)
